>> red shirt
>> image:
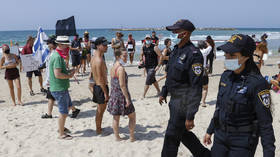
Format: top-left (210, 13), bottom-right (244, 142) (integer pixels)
top-left (21, 44), bottom-right (33, 55)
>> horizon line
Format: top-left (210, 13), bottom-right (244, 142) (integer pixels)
top-left (1, 27), bottom-right (280, 32)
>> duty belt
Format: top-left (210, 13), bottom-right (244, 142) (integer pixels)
top-left (170, 84), bottom-right (190, 98)
top-left (220, 124), bottom-right (254, 133)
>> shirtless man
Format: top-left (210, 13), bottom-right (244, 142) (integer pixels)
top-left (91, 37), bottom-right (111, 134)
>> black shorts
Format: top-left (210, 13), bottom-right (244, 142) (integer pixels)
top-left (81, 55), bottom-right (87, 60)
top-left (26, 70), bottom-right (42, 78)
top-left (46, 88), bottom-right (55, 100)
top-left (92, 85), bottom-right (109, 104)
top-left (202, 75), bottom-right (209, 86)
top-left (71, 55), bottom-right (80, 66)
top-left (146, 68), bottom-right (156, 85)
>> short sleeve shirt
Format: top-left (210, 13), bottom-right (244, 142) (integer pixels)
top-left (71, 40), bottom-right (81, 55)
top-left (49, 51), bottom-right (70, 92)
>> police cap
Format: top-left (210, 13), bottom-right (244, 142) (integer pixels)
top-left (166, 19), bottom-right (195, 32)
top-left (217, 34), bottom-right (256, 56)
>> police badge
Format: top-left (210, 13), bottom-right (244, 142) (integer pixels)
top-left (258, 90), bottom-right (271, 108)
top-left (192, 63), bottom-right (202, 76)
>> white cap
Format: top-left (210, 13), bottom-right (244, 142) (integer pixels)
top-left (145, 34), bottom-right (151, 39)
top-left (277, 61), bottom-right (280, 65)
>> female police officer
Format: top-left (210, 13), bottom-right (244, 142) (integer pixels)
top-left (203, 34), bottom-right (275, 157)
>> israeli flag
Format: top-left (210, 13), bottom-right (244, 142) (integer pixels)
top-left (33, 27), bottom-right (49, 65)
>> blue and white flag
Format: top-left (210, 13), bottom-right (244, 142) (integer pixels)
top-left (33, 27), bottom-right (49, 65)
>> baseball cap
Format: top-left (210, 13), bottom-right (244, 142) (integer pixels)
top-left (95, 37), bottom-right (111, 46)
top-left (217, 34), bottom-right (256, 56)
top-left (145, 34), bottom-right (151, 39)
top-left (166, 19), bottom-right (195, 32)
top-left (45, 35), bottom-right (56, 44)
top-left (277, 61), bottom-right (280, 65)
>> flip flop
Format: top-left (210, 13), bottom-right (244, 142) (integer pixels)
top-left (58, 134), bottom-right (73, 140)
top-left (30, 91), bottom-right (35, 96)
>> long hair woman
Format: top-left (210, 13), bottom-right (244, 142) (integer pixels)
top-left (206, 36), bottom-right (216, 74)
top-left (107, 49), bottom-right (136, 142)
top-left (0, 44), bottom-right (22, 106)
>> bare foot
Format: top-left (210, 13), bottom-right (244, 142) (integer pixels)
top-left (18, 101), bottom-right (24, 106)
top-left (96, 128), bottom-right (102, 135)
top-left (115, 136), bottom-right (123, 141)
top-left (130, 137), bottom-right (136, 142)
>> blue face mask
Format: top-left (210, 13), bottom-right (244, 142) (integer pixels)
top-left (224, 59), bottom-right (241, 71)
top-left (145, 40), bottom-right (152, 45)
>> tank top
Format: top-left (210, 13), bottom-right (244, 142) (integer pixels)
top-left (127, 40), bottom-right (134, 51)
top-left (4, 56), bottom-right (16, 66)
top-left (143, 44), bottom-right (158, 69)
top-left (163, 48), bottom-right (171, 65)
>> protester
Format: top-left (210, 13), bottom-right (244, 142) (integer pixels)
top-left (41, 36), bottom-right (80, 119)
top-left (157, 38), bottom-right (172, 82)
top-left (49, 36), bottom-right (80, 140)
top-left (0, 44), bottom-right (23, 106)
top-left (206, 36), bottom-right (216, 74)
top-left (140, 34), bottom-right (162, 98)
top-left (151, 31), bottom-right (159, 46)
top-left (251, 34), bottom-right (258, 42)
top-left (107, 49), bottom-right (136, 142)
top-left (83, 31), bottom-right (91, 68)
top-left (21, 36), bottom-right (46, 96)
top-left (203, 34), bottom-right (275, 156)
top-left (268, 61), bottom-right (280, 92)
top-left (126, 34), bottom-right (136, 64)
top-left (159, 19), bottom-right (210, 157)
top-left (197, 40), bottom-right (212, 107)
top-left (91, 37), bottom-right (111, 134)
top-left (69, 34), bottom-right (81, 74)
top-left (111, 32), bottom-right (125, 58)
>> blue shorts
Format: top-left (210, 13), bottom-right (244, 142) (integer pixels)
top-left (51, 90), bottom-right (73, 114)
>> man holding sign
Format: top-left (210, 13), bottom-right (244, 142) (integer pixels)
top-left (21, 36), bottom-right (46, 96)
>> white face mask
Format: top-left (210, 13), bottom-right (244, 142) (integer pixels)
top-left (224, 59), bottom-right (241, 71)
top-left (119, 58), bottom-right (126, 66)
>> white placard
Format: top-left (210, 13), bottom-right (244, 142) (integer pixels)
top-left (10, 46), bottom-right (19, 56)
top-left (20, 54), bottom-right (40, 72)
top-left (127, 44), bottom-right (133, 49)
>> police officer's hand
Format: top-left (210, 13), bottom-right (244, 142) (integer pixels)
top-left (159, 96), bottom-right (167, 105)
top-left (203, 133), bottom-right (212, 146)
top-left (185, 120), bottom-right (195, 130)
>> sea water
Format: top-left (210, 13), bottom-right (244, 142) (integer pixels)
top-left (0, 28), bottom-right (279, 60)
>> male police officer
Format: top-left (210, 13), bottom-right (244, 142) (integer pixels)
top-left (159, 19), bottom-right (210, 157)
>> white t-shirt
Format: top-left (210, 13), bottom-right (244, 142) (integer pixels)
top-left (200, 46), bottom-right (212, 68)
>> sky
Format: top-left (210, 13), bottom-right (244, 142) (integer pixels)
top-left (0, 0), bottom-right (279, 31)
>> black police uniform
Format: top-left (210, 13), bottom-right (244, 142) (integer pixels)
top-left (161, 41), bottom-right (210, 157)
top-left (207, 69), bottom-right (275, 157)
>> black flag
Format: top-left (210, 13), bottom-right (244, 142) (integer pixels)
top-left (55, 16), bottom-right (77, 36)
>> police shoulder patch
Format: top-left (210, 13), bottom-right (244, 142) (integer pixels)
top-left (257, 90), bottom-right (271, 108)
top-left (192, 63), bottom-right (202, 76)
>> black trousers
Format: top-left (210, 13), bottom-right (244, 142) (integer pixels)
top-left (207, 54), bottom-right (214, 74)
top-left (211, 129), bottom-right (258, 157)
top-left (161, 99), bottom-right (210, 157)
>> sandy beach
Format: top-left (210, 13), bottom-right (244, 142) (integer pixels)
top-left (0, 57), bottom-right (279, 157)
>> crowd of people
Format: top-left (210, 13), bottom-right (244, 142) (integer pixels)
top-left (0, 19), bottom-right (278, 156)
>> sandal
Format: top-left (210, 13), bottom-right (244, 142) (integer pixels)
top-left (58, 134), bottom-right (73, 140)
top-left (30, 91), bottom-right (35, 96)
top-left (57, 127), bottom-right (71, 134)
top-left (41, 113), bottom-right (52, 119)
